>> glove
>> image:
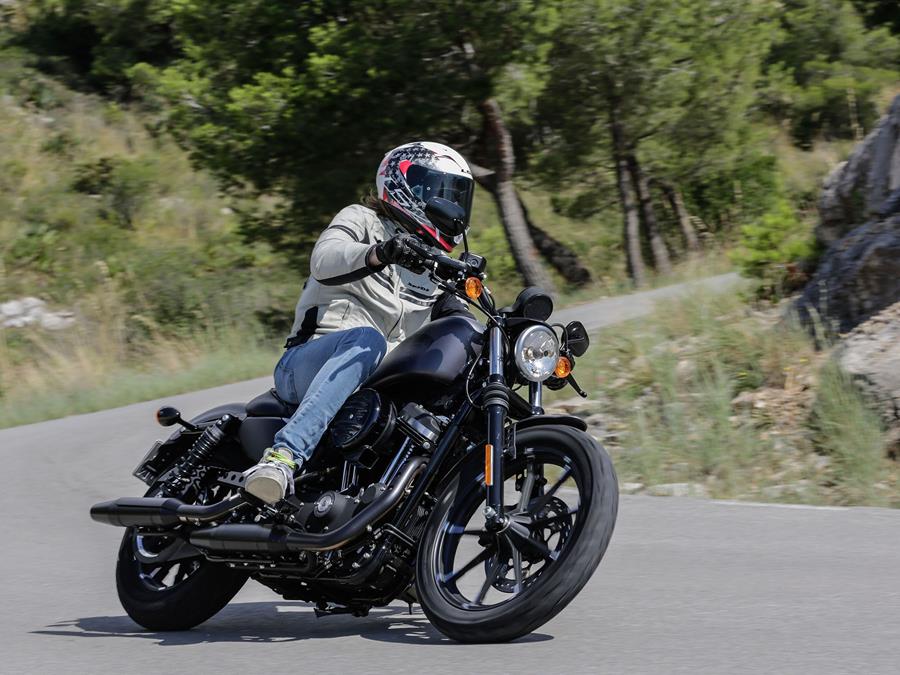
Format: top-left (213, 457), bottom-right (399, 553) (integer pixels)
top-left (373, 233), bottom-right (426, 273)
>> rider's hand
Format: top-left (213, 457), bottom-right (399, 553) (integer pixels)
top-left (372, 233), bottom-right (426, 273)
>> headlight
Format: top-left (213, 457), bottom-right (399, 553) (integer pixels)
top-left (513, 325), bottom-right (560, 382)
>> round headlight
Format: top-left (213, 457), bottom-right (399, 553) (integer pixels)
top-left (513, 325), bottom-right (560, 382)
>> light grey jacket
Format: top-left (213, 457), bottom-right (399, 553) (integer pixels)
top-left (286, 204), bottom-right (468, 351)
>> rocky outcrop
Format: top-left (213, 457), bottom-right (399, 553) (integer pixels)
top-left (819, 95), bottom-right (900, 245)
top-left (0, 297), bottom-right (75, 330)
top-left (797, 95), bottom-right (900, 332)
top-left (837, 301), bottom-right (900, 433)
top-left (798, 216), bottom-right (900, 333)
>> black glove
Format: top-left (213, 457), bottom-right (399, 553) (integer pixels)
top-left (373, 233), bottom-right (426, 273)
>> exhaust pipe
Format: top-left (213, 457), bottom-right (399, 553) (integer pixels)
top-left (90, 493), bottom-right (245, 527)
top-left (190, 456), bottom-right (427, 553)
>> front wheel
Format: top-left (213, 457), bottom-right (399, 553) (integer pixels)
top-left (416, 425), bottom-right (618, 643)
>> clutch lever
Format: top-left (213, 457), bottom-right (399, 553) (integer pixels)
top-left (567, 373), bottom-right (588, 398)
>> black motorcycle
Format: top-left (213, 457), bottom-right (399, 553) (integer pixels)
top-left (90, 199), bottom-right (618, 643)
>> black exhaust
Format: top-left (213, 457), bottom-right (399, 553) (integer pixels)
top-left (90, 493), bottom-right (245, 527)
top-left (189, 456), bottom-right (427, 553)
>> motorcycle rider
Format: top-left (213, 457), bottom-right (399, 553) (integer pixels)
top-left (243, 141), bottom-right (475, 504)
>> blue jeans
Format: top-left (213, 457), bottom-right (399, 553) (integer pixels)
top-left (272, 327), bottom-right (387, 463)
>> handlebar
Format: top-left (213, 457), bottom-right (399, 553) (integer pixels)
top-left (405, 239), bottom-right (467, 278)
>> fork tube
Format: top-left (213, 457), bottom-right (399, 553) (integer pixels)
top-left (484, 325), bottom-right (507, 524)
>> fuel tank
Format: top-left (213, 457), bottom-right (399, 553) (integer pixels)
top-left (363, 315), bottom-right (485, 398)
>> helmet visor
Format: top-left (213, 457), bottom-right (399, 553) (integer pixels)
top-left (406, 164), bottom-right (474, 226)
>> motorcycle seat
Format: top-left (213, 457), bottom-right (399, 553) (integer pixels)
top-left (246, 389), bottom-right (298, 418)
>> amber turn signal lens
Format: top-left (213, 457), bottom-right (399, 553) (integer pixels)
top-left (465, 277), bottom-right (484, 300)
top-left (555, 356), bottom-right (573, 378)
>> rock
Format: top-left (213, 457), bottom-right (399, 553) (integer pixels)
top-left (39, 311), bottom-right (76, 331)
top-left (620, 482), bottom-right (644, 494)
top-left (798, 94), bottom-right (900, 333)
top-left (1, 297), bottom-right (75, 331)
top-left (836, 301), bottom-right (900, 428)
top-left (646, 482), bottom-right (709, 498)
top-left (761, 481), bottom-right (811, 500)
top-left (797, 216), bottom-right (900, 333)
top-left (818, 94), bottom-right (900, 245)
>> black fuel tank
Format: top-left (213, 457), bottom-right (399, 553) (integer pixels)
top-left (363, 315), bottom-right (485, 396)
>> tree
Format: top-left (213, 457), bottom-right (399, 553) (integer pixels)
top-left (119, 1), bottom-right (572, 291)
top-left (537, 0), bottom-right (779, 285)
top-left (762, 0), bottom-right (900, 147)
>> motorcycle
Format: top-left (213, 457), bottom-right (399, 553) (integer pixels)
top-left (90, 198), bottom-right (618, 643)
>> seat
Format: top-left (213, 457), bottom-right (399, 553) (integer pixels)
top-left (246, 389), bottom-right (298, 418)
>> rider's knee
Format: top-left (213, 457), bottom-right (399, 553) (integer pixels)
top-left (344, 326), bottom-right (387, 360)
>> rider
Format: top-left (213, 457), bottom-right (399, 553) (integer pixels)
top-left (243, 141), bottom-right (475, 504)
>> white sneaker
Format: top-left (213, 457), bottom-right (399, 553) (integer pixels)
top-left (243, 449), bottom-right (298, 504)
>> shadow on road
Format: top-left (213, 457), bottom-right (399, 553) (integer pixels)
top-left (33, 602), bottom-right (553, 646)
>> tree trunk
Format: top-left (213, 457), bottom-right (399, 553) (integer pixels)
top-left (658, 180), bottom-right (701, 254)
top-left (469, 163), bottom-right (591, 287)
top-left (627, 154), bottom-right (672, 275)
top-left (609, 110), bottom-right (647, 287)
top-left (477, 98), bottom-right (557, 294)
top-left (519, 197), bottom-right (592, 286)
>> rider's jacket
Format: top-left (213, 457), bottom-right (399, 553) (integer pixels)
top-left (286, 204), bottom-right (470, 352)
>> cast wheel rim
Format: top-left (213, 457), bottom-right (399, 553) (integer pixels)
top-left (431, 445), bottom-right (584, 611)
top-left (125, 482), bottom-right (232, 592)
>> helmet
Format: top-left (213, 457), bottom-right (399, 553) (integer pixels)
top-left (376, 141), bottom-right (474, 251)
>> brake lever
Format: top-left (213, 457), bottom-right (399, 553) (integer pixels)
top-left (567, 374), bottom-right (588, 398)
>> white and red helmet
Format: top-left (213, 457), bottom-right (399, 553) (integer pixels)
top-left (376, 141), bottom-right (474, 251)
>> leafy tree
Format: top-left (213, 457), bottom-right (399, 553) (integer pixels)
top-left (16, 0), bottom-right (177, 96)
top-left (538, 0), bottom-right (779, 285)
top-left (123, 1), bottom-right (569, 290)
top-left (763, 0), bottom-right (900, 147)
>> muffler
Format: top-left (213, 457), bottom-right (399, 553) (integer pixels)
top-left (90, 493), bottom-right (245, 527)
top-left (190, 456), bottom-right (427, 553)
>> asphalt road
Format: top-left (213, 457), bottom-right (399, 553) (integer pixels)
top-left (2, 272), bottom-right (899, 674)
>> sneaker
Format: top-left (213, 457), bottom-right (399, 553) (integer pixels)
top-left (243, 448), bottom-right (298, 504)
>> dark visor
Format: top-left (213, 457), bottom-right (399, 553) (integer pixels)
top-left (407, 164), bottom-right (473, 225)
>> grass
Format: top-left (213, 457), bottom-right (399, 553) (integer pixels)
top-left (551, 289), bottom-right (897, 507)
top-left (0, 330), bottom-right (278, 428)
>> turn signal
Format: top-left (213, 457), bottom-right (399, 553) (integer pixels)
top-left (555, 356), bottom-right (573, 378)
top-left (465, 277), bottom-right (484, 300)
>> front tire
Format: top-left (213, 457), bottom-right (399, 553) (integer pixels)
top-left (416, 426), bottom-right (618, 643)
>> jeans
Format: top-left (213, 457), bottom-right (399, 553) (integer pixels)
top-left (272, 326), bottom-right (387, 463)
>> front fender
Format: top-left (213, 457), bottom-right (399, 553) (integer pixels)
top-left (515, 413), bottom-right (587, 433)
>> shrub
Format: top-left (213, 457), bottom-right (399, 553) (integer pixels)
top-left (731, 196), bottom-right (815, 286)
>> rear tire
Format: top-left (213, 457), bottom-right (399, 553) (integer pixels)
top-left (115, 481), bottom-right (248, 631)
top-left (416, 425), bottom-right (618, 643)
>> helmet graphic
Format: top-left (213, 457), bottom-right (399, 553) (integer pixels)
top-left (375, 141), bottom-right (474, 251)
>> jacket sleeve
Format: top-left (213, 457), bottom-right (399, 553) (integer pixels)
top-left (310, 206), bottom-right (383, 286)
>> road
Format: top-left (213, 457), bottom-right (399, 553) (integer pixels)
top-left (2, 271), bottom-right (899, 674)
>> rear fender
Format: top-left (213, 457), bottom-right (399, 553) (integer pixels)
top-left (133, 403), bottom-right (248, 486)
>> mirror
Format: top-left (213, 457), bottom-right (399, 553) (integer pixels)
top-left (424, 197), bottom-right (467, 236)
top-left (156, 406), bottom-right (182, 427)
top-left (565, 321), bottom-right (590, 357)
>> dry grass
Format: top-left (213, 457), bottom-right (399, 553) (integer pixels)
top-left (555, 289), bottom-right (897, 507)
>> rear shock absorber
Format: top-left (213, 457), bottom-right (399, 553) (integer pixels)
top-left (164, 414), bottom-right (239, 497)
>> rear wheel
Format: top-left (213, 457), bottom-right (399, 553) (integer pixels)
top-left (115, 482), bottom-right (247, 631)
top-left (416, 426), bottom-right (618, 643)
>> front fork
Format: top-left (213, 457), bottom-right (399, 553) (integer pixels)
top-left (484, 324), bottom-right (508, 529)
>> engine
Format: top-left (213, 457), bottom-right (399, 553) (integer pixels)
top-left (327, 388), bottom-right (442, 468)
top-left (288, 388), bottom-right (442, 540)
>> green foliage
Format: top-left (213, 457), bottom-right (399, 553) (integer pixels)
top-left (763, 0), bottom-right (900, 147)
top-left (732, 196), bottom-right (815, 283)
top-left (16, 0), bottom-right (178, 95)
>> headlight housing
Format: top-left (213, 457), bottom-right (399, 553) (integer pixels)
top-left (513, 325), bottom-right (560, 382)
